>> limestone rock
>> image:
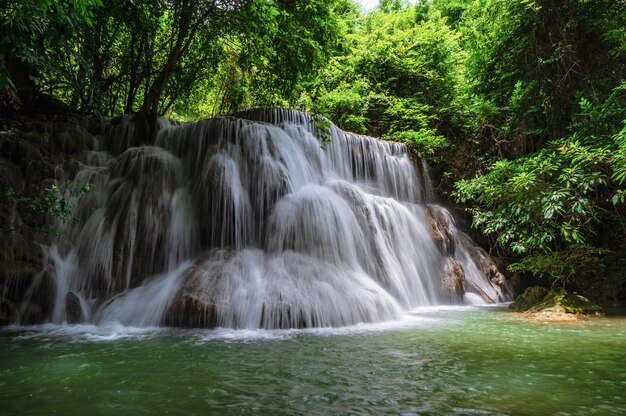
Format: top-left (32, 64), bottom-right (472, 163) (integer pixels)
top-left (424, 204), bottom-right (456, 255)
top-left (51, 127), bottom-right (88, 154)
top-left (0, 114), bottom-right (102, 325)
top-left (442, 257), bottom-right (466, 300)
top-left (458, 232), bottom-right (509, 297)
top-left (0, 300), bottom-right (18, 326)
top-left (65, 292), bottom-right (83, 324)
top-left (17, 303), bottom-right (44, 325)
top-left (163, 294), bottom-right (219, 328)
top-left (509, 286), bottom-right (603, 315)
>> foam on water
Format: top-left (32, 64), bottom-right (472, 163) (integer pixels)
top-left (2, 322), bottom-right (165, 342)
top-left (2, 312), bottom-right (444, 343)
top-left (192, 314), bottom-right (442, 342)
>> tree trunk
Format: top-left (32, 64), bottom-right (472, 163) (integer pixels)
top-left (140, 0), bottom-right (195, 116)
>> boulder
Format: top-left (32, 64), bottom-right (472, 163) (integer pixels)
top-left (442, 257), bottom-right (465, 300)
top-left (509, 286), bottom-right (603, 315)
top-left (424, 204), bottom-right (456, 255)
top-left (17, 303), bottom-right (44, 325)
top-left (65, 292), bottom-right (83, 324)
top-left (163, 294), bottom-right (219, 328)
top-left (458, 232), bottom-right (509, 296)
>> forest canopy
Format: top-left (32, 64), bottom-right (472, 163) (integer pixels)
top-left (1, 0), bottom-right (625, 302)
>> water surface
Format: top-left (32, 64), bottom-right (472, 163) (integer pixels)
top-left (1, 307), bottom-right (624, 415)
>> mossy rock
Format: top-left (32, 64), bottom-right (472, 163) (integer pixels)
top-left (509, 286), bottom-right (603, 315)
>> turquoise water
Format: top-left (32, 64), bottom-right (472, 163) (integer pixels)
top-left (1, 306), bottom-right (625, 415)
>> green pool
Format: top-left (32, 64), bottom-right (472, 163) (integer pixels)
top-left (1, 306), bottom-right (624, 415)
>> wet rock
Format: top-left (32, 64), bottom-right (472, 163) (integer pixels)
top-left (0, 157), bottom-right (25, 190)
top-left (465, 281), bottom-right (496, 304)
top-left (2, 132), bottom-right (42, 164)
top-left (163, 251), bottom-right (230, 328)
top-left (486, 264), bottom-right (505, 288)
top-left (13, 270), bottom-right (57, 324)
top-left (424, 204), bottom-right (456, 255)
top-left (18, 303), bottom-right (44, 325)
top-left (65, 292), bottom-right (83, 324)
top-left (51, 127), bottom-right (88, 154)
top-left (458, 232), bottom-right (509, 297)
top-left (163, 294), bottom-right (219, 328)
top-left (509, 286), bottom-right (603, 315)
top-left (100, 146), bottom-right (180, 289)
top-left (18, 120), bottom-right (48, 134)
top-left (0, 205), bottom-right (44, 286)
top-left (442, 257), bottom-right (465, 300)
top-left (0, 300), bottom-right (18, 326)
top-left (0, 116), bottom-right (84, 325)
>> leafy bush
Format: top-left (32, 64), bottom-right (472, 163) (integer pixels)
top-left (508, 245), bottom-right (609, 288)
top-left (453, 136), bottom-right (615, 253)
top-left (391, 129), bottom-right (449, 158)
top-left (7, 183), bottom-right (92, 235)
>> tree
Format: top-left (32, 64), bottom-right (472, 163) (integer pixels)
top-left (305, 4), bottom-right (462, 158)
top-left (460, 0), bottom-right (626, 157)
top-left (1, 0), bottom-right (349, 120)
top-left (0, 0), bottom-right (103, 110)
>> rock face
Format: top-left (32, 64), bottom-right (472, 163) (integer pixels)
top-left (424, 205), bottom-right (456, 256)
top-left (509, 286), bottom-right (603, 315)
top-left (424, 204), bottom-right (510, 303)
top-left (0, 300), bottom-right (18, 326)
top-left (0, 114), bottom-right (107, 320)
top-left (442, 257), bottom-right (465, 300)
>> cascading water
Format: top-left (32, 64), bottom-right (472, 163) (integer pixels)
top-left (18, 109), bottom-right (509, 328)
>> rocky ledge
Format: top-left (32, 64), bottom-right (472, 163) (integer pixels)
top-left (509, 286), bottom-right (603, 320)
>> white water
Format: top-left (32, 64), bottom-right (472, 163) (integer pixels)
top-left (18, 109), bottom-right (509, 329)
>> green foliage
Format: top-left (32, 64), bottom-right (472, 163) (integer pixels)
top-left (2, 0), bottom-right (102, 33)
top-left (7, 183), bottom-right (92, 235)
top-left (310, 113), bottom-right (333, 149)
top-left (304, 3), bottom-right (463, 159)
top-left (2, 0), bottom-right (625, 303)
top-left (0, 0), bottom-right (103, 109)
top-left (392, 130), bottom-right (448, 158)
top-left (1, 0), bottom-right (349, 117)
top-left (454, 134), bottom-right (618, 253)
top-left (508, 245), bottom-right (609, 288)
top-left (459, 0), bottom-right (626, 155)
top-left (613, 121), bottom-right (626, 187)
top-left (451, 6), bottom-right (626, 298)
top-left (453, 72), bottom-right (626, 257)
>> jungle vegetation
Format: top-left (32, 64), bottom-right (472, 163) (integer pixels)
top-left (1, 0), bottom-right (625, 302)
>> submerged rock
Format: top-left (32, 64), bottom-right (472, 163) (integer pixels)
top-left (509, 286), bottom-right (603, 315)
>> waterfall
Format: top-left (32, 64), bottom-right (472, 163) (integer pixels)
top-left (17, 109), bottom-right (510, 328)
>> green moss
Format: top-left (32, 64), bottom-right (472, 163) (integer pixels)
top-left (509, 286), bottom-right (549, 311)
top-left (509, 286), bottom-right (603, 315)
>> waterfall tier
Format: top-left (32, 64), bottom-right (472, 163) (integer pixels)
top-left (18, 109), bottom-right (509, 328)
